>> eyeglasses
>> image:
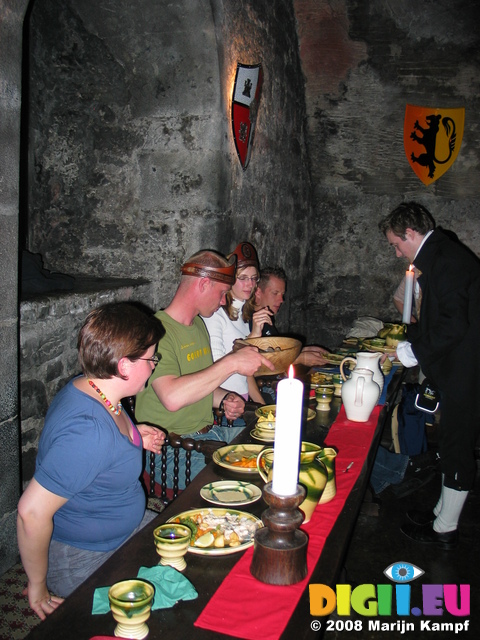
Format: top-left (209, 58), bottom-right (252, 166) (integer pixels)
top-left (137, 354), bottom-right (161, 366)
top-left (237, 275), bottom-right (259, 283)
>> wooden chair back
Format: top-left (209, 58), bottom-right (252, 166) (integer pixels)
top-left (123, 396), bottom-right (227, 508)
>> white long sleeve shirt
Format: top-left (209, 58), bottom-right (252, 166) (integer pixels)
top-left (201, 299), bottom-right (250, 397)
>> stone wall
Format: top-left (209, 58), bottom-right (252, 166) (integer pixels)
top-left (295, 0), bottom-right (480, 347)
top-left (19, 279), bottom-right (154, 487)
top-left (0, 0), bottom-right (29, 576)
top-left (26, 0), bottom-right (312, 335)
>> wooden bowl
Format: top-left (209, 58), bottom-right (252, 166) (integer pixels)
top-left (241, 336), bottom-right (302, 376)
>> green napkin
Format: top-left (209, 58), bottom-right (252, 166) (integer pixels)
top-left (92, 565), bottom-right (198, 614)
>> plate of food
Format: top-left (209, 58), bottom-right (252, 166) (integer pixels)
top-left (310, 371), bottom-right (333, 388)
top-left (200, 480), bottom-right (262, 506)
top-left (213, 444), bottom-right (265, 473)
top-left (167, 508), bottom-right (262, 555)
top-left (255, 404), bottom-right (315, 422)
top-left (322, 352), bottom-right (346, 365)
top-left (362, 338), bottom-right (397, 354)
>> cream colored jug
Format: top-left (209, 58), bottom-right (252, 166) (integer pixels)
top-left (341, 367), bottom-right (380, 422)
top-left (340, 351), bottom-right (384, 395)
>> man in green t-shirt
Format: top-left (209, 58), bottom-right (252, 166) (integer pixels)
top-left (135, 249), bottom-right (273, 487)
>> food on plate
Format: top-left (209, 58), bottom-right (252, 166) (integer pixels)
top-left (224, 453), bottom-right (258, 468)
top-left (310, 371), bottom-right (333, 385)
top-left (171, 510), bottom-right (261, 549)
top-left (323, 352), bottom-right (344, 363)
top-left (257, 411), bottom-right (275, 424)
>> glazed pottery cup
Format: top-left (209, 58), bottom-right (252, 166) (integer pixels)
top-left (108, 578), bottom-right (154, 640)
top-left (315, 386), bottom-right (334, 411)
top-left (153, 524), bottom-right (191, 572)
top-left (332, 374), bottom-right (343, 397)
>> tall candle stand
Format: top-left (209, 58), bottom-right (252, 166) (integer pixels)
top-left (250, 482), bottom-right (308, 585)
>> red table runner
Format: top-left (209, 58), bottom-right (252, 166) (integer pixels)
top-left (194, 405), bottom-right (383, 640)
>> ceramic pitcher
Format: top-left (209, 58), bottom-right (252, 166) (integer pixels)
top-left (317, 447), bottom-right (337, 504)
top-left (340, 351), bottom-right (384, 395)
top-left (341, 367), bottom-right (380, 422)
top-left (256, 442), bottom-right (328, 523)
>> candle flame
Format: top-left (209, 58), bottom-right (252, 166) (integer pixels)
top-left (409, 264), bottom-right (414, 272)
top-left (288, 365), bottom-right (294, 379)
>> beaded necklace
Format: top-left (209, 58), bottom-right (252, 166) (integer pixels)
top-left (87, 379), bottom-right (122, 415)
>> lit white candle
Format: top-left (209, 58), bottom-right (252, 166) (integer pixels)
top-left (402, 265), bottom-right (414, 324)
top-left (272, 366), bottom-right (304, 496)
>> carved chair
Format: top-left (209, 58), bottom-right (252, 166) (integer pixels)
top-left (123, 396), bottom-right (227, 510)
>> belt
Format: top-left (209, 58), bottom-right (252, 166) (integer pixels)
top-left (193, 424), bottom-right (215, 436)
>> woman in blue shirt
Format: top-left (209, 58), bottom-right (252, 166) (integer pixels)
top-left (17, 302), bottom-right (165, 619)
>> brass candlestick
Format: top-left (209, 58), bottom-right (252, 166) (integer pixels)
top-left (250, 482), bottom-right (308, 585)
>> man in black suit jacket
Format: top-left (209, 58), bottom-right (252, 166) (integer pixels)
top-left (379, 202), bottom-right (480, 549)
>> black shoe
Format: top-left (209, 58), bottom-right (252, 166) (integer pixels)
top-left (406, 509), bottom-right (436, 525)
top-left (407, 451), bottom-right (438, 474)
top-left (389, 468), bottom-right (436, 499)
top-left (400, 521), bottom-right (458, 550)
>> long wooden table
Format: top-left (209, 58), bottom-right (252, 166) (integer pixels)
top-left (24, 367), bottom-right (405, 640)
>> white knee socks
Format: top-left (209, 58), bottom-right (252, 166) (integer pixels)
top-left (433, 483), bottom-right (468, 533)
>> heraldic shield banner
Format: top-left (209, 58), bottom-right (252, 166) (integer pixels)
top-left (231, 63), bottom-right (263, 170)
top-left (404, 105), bottom-right (465, 185)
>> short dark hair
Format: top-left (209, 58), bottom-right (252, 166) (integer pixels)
top-left (379, 202), bottom-right (435, 239)
top-left (78, 302), bottom-right (165, 379)
top-left (258, 266), bottom-right (287, 290)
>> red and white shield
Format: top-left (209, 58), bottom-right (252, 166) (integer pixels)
top-left (231, 63), bottom-right (263, 170)
top-left (404, 105), bottom-right (465, 185)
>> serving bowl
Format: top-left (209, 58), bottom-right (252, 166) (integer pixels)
top-left (239, 336), bottom-right (302, 376)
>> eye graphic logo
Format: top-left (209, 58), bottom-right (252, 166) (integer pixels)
top-left (384, 562), bottom-right (424, 583)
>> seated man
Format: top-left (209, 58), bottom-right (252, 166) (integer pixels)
top-left (250, 266), bottom-right (328, 368)
top-left (135, 250), bottom-right (273, 489)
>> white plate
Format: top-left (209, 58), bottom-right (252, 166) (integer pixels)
top-left (200, 480), bottom-right (262, 506)
top-left (167, 508), bottom-right (262, 556)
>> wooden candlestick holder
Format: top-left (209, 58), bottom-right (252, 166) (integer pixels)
top-left (250, 482), bottom-right (308, 585)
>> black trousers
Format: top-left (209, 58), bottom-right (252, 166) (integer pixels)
top-left (438, 392), bottom-right (480, 491)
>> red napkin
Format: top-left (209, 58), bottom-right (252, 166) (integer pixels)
top-left (194, 405), bottom-right (382, 640)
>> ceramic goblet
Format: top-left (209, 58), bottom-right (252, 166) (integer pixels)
top-left (153, 523), bottom-right (191, 571)
top-left (332, 374), bottom-right (343, 397)
top-left (108, 578), bottom-right (154, 640)
top-left (315, 386), bottom-right (334, 411)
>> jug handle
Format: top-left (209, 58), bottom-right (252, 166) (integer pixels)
top-left (340, 356), bottom-right (356, 381)
top-left (256, 447), bottom-right (274, 483)
top-left (354, 376), bottom-right (365, 407)
top-left (313, 456), bottom-right (328, 474)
